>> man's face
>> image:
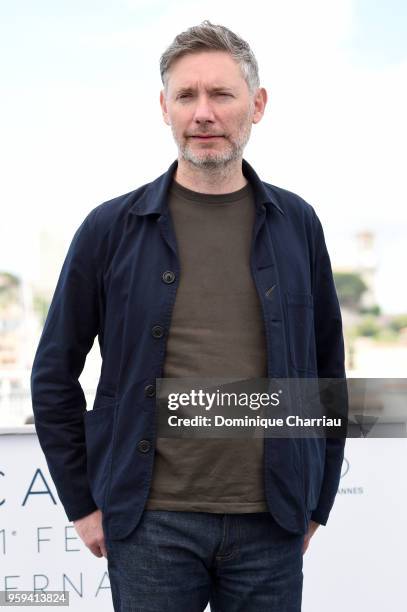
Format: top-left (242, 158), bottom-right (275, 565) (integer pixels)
top-left (160, 50), bottom-right (266, 169)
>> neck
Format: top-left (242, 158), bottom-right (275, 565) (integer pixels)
top-left (174, 157), bottom-right (247, 194)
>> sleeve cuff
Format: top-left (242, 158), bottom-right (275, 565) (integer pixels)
top-left (66, 499), bottom-right (99, 522)
top-left (310, 508), bottom-right (329, 526)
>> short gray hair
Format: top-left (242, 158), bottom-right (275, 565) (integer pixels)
top-left (160, 20), bottom-right (260, 94)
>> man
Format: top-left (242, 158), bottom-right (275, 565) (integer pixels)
top-left (31, 20), bottom-right (346, 611)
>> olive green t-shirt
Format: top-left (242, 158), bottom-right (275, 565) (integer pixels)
top-left (145, 178), bottom-right (269, 512)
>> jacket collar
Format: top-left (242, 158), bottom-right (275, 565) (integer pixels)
top-left (130, 158), bottom-right (284, 216)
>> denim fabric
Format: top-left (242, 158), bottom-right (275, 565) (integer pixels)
top-left (106, 510), bottom-right (303, 611)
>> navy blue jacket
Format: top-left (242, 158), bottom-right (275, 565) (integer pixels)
top-left (31, 158), bottom-right (346, 540)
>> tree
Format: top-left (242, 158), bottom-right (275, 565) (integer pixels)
top-left (333, 272), bottom-right (368, 310)
top-left (0, 272), bottom-right (21, 309)
top-left (389, 314), bottom-right (407, 333)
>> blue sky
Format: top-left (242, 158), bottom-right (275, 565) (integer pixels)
top-left (349, 0), bottom-right (407, 67)
top-left (1, 0), bottom-right (406, 79)
top-left (1, 0), bottom-right (406, 312)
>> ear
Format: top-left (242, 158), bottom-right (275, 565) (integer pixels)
top-left (252, 87), bottom-right (268, 125)
top-left (160, 90), bottom-right (171, 125)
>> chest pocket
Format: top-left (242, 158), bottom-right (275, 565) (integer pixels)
top-left (286, 291), bottom-right (317, 373)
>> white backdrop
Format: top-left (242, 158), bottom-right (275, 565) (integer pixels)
top-left (1, 429), bottom-right (406, 611)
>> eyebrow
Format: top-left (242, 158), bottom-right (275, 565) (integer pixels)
top-left (175, 86), bottom-right (235, 95)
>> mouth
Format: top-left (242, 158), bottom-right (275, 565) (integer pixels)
top-left (190, 135), bottom-right (224, 140)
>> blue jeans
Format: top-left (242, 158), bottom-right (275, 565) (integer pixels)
top-left (106, 510), bottom-right (304, 611)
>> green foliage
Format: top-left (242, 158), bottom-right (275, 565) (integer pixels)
top-left (356, 315), bottom-right (380, 337)
top-left (0, 272), bottom-right (21, 309)
top-left (375, 328), bottom-right (399, 342)
top-left (388, 314), bottom-right (407, 333)
top-left (333, 272), bottom-right (368, 310)
top-left (360, 304), bottom-right (381, 316)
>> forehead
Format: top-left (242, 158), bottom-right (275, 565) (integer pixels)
top-left (166, 50), bottom-right (246, 91)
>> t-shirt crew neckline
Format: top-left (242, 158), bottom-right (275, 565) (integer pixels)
top-left (170, 178), bottom-right (252, 205)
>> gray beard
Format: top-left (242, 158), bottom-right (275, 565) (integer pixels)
top-left (172, 117), bottom-right (253, 170)
top-left (181, 142), bottom-right (242, 168)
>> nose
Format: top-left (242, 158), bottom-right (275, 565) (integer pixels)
top-left (192, 94), bottom-right (216, 124)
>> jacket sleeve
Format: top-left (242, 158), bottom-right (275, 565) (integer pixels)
top-left (30, 213), bottom-right (100, 522)
top-left (310, 210), bottom-right (348, 526)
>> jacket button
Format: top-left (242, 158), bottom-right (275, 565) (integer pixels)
top-left (151, 325), bottom-right (165, 338)
top-left (137, 439), bottom-right (151, 453)
top-left (144, 384), bottom-right (155, 397)
top-left (162, 270), bottom-right (176, 284)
